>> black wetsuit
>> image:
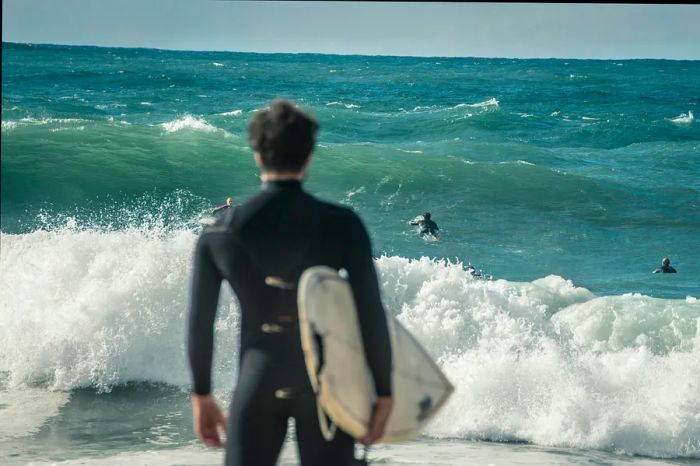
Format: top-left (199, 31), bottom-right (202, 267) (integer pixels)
top-left (419, 219), bottom-right (439, 236)
top-left (411, 218), bottom-right (439, 236)
top-left (212, 204), bottom-right (231, 217)
top-left (654, 265), bottom-right (677, 273)
top-left (188, 180), bottom-right (392, 466)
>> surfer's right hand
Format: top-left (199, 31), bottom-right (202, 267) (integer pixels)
top-left (192, 394), bottom-right (227, 448)
top-left (361, 396), bottom-right (394, 445)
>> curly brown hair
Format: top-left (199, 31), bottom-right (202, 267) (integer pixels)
top-left (248, 99), bottom-right (319, 173)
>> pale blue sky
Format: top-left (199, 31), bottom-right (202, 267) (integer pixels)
top-left (3, 1), bottom-right (699, 60)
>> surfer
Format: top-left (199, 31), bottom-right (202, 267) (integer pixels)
top-left (188, 99), bottom-right (393, 466)
top-left (212, 196), bottom-right (233, 216)
top-left (410, 212), bottom-right (439, 237)
top-left (653, 256), bottom-right (677, 273)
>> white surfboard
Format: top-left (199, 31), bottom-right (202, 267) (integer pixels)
top-left (297, 266), bottom-right (454, 443)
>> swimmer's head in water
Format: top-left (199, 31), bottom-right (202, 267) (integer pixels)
top-left (226, 197), bottom-right (233, 206)
top-left (423, 212), bottom-right (431, 220)
top-left (662, 257), bottom-right (670, 266)
top-left (248, 99), bottom-right (319, 173)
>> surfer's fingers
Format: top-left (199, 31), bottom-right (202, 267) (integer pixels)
top-left (361, 397), bottom-right (394, 444)
top-left (201, 423), bottom-right (224, 448)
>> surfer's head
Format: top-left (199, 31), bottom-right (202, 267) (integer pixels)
top-left (248, 99), bottom-right (319, 176)
top-left (423, 212), bottom-right (431, 220)
top-left (662, 256), bottom-right (670, 266)
top-left (226, 197), bottom-right (233, 206)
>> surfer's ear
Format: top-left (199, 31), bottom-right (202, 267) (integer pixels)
top-left (300, 154), bottom-right (313, 176)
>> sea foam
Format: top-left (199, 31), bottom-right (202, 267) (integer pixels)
top-left (671, 111), bottom-right (694, 124)
top-left (218, 109), bottom-right (243, 116)
top-left (1, 121), bottom-right (17, 131)
top-left (376, 256), bottom-right (699, 458)
top-left (0, 231), bottom-right (698, 457)
top-left (453, 98), bottom-right (500, 110)
top-left (159, 114), bottom-right (229, 135)
top-left (0, 226), bottom-right (239, 391)
top-left (326, 101), bottom-right (361, 109)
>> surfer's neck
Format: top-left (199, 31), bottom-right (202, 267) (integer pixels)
top-left (260, 171), bottom-right (305, 182)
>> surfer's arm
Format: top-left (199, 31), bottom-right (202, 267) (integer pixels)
top-left (187, 233), bottom-right (223, 395)
top-left (344, 214), bottom-right (393, 397)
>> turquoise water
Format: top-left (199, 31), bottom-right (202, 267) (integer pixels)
top-left (1, 42), bottom-right (699, 465)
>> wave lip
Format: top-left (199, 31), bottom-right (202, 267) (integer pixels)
top-left (453, 98), bottom-right (500, 110)
top-left (326, 101), bottom-right (361, 109)
top-left (159, 114), bottom-right (230, 135)
top-left (218, 109), bottom-right (243, 116)
top-left (408, 98), bottom-right (500, 115)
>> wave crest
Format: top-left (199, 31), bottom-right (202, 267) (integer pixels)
top-left (376, 256), bottom-right (699, 458)
top-left (0, 244), bottom-right (698, 457)
top-left (159, 114), bottom-right (229, 135)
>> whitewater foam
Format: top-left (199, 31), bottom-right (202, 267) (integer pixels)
top-left (453, 98), bottom-right (500, 110)
top-left (671, 111), bottom-right (694, 124)
top-left (0, 226), bottom-right (239, 391)
top-left (326, 101), bottom-right (361, 109)
top-left (0, 233), bottom-right (698, 457)
top-left (374, 256), bottom-right (699, 458)
top-left (159, 114), bottom-right (229, 135)
top-left (50, 126), bottom-right (85, 132)
top-left (1, 121), bottom-right (17, 131)
top-left (18, 117), bottom-right (87, 125)
top-left (396, 148), bottom-right (424, 154)
top-left (218, 109), bottom-right (243, 116)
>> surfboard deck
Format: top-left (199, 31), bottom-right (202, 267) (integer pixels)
top-left (298, 266), bottom-right (454, 443)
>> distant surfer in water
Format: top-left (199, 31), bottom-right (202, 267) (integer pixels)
top-left (653, 256), bottom-right (677, 273)
top-left (188, 99), bottom-right (393, 466)
top-left (212, 196), bottom-right (233, 216)
top-left (410, 212), bottom-right (439, 238)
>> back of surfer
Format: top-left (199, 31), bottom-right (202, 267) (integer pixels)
top-left (187, 99), bottom-right (393, 466)
top-left (653, 256), bottom-right (677, 274)
top-left (410, 212), bottom-right (439, 237)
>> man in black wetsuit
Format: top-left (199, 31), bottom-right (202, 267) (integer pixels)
top-left (653, 256), bottom-right (677, 273)
top-left (188, 100), bottom-right (393, 466)
top-left (410, 212), bottom-right (439, 237)
top-left (212, 197), bottom-right (233, 217)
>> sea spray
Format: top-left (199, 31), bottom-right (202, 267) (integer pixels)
top-left (2, 235), bottom-right (698, 456)
top-left (2, 42), bottom-right (700, 460)
top-left (375, 257), bottom-right (699, 458)
top-left (0, 224), bottom-right (239, 391)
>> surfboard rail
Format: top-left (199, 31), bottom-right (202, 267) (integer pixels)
top-left (298, 266), bottom-right (454, 444)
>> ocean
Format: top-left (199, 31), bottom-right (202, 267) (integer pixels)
top-left (1, 42), bottom-right (699, 465)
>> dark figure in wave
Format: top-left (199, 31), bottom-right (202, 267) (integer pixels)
top-left (212, 196), bottom-right (233, 217)
top-left (653, 256), bottom-right (677, 274)
top-left (410, 212), bottom-right (439, 238)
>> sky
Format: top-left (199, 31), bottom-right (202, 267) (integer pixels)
top-left (2, 1), bottom-right (700, 60)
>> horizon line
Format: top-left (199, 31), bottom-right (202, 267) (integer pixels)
top-left (4, 41), bottom-right (698, 62)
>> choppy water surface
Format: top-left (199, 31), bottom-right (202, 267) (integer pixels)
top-left (1, 42), bottom-right (699, 464)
